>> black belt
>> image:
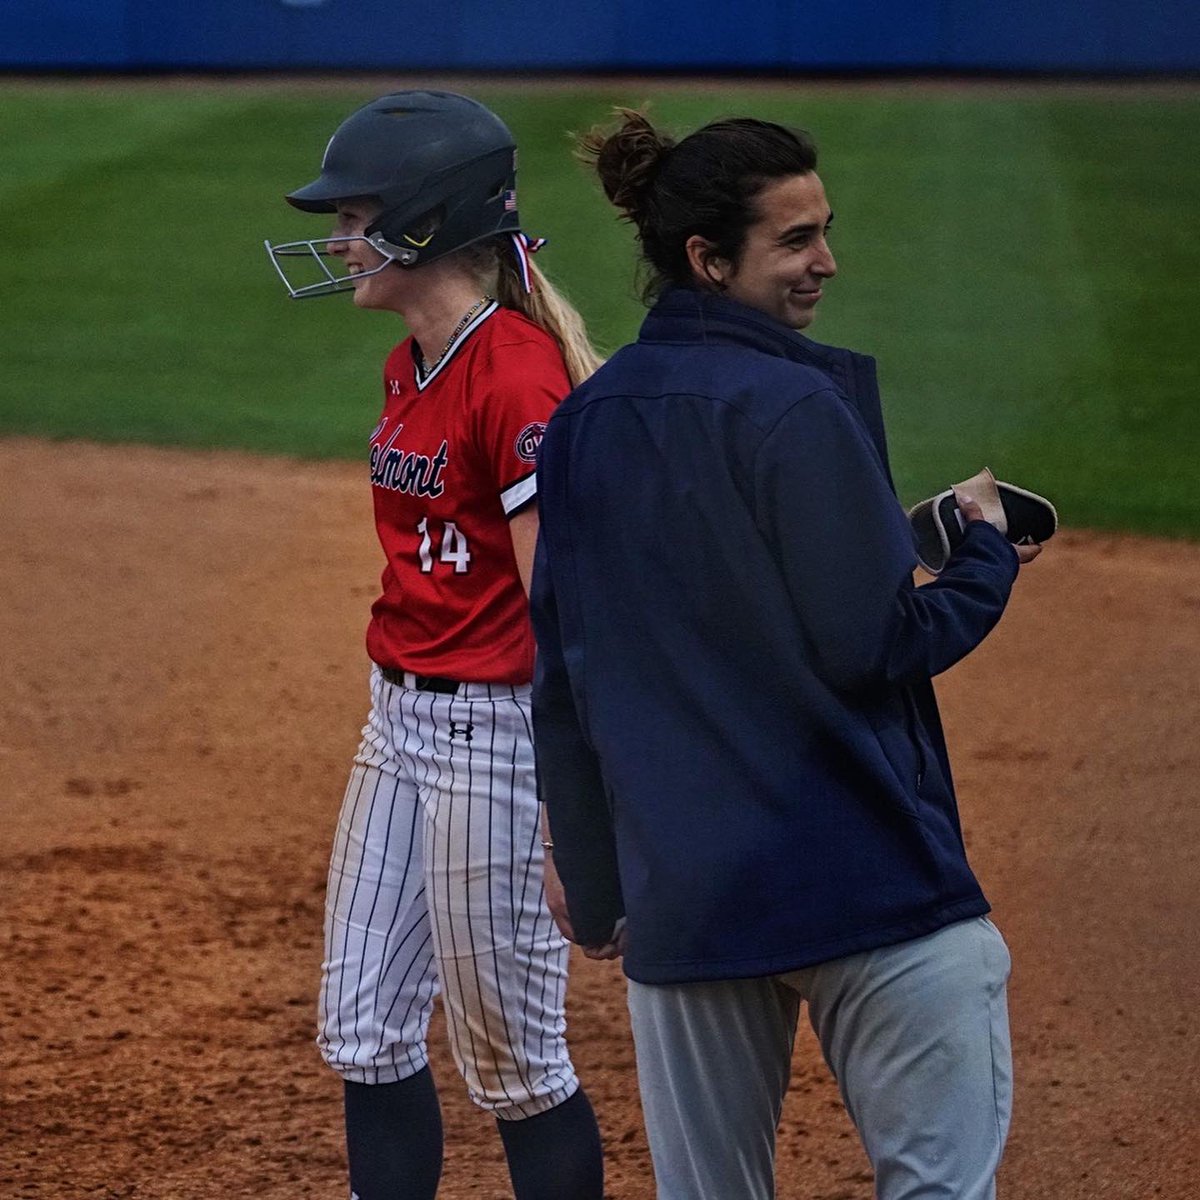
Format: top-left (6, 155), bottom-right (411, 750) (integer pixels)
top-left (377, 665), bottom-right (461, 694)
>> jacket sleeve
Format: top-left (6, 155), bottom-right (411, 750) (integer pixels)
top-left (755, 389), bottom-right (1020, 694)
top-left (529, 532), bottom-right (625, 947)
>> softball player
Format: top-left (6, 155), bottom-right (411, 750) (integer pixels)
top-left (265, 92), bottom-right (605, 1200)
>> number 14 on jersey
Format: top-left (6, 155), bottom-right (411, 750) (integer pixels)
top-left (417, 517), bottom-right (472, 574)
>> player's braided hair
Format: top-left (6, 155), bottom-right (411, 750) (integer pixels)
top-left (578, 108), bottom-right (819, 301)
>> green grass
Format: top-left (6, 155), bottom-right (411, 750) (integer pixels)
top-left (2, 82), bottom-right (1198, 537)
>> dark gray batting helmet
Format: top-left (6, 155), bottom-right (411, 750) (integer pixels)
top-left (287, 90), bottom-right (521, 267)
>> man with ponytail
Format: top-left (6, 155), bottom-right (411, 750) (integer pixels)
top-left (265, 92), bottom-right (604, 1200)
top-left (532, 110), bottom-right (1044, 1199)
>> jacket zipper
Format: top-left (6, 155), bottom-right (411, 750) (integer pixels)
top-left (902, 687), bottom-right (927, 793)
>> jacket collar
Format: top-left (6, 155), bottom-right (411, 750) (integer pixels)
top-left (637, 286), bottom-right (894, 492)
top-left (638, 286), bottom-right (843, 373)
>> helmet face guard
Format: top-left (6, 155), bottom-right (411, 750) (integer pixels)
top-left (266, 91), bottom-right (523, 300)
top-left (263, 233), bottom-right (409, 300)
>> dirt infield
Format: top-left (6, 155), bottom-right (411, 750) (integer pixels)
top-left (2, 437), bottom-right (1196, 1199)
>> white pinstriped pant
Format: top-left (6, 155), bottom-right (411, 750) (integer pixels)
top-left (318, 665), bottom-right (578, 1119)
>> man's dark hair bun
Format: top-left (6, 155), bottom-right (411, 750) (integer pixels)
top-left (580, 108), bottom-right (819, 303)
top-left (577, 108), bottom-right (674, 225)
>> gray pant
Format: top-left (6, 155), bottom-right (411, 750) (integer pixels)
top-left (627, 917), bottom-right (1012, 1200)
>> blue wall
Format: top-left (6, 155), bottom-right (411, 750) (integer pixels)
top-left (4, 0), bottom-right (1198, 72)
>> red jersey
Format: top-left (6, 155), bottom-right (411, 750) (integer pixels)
top-left (364, 302), bottom-right (568, 684)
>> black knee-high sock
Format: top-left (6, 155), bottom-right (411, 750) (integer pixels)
top-left (496, 1087), bottom-right (604, 1200)
top-left (343, 1069), bottom-right (444, 1200)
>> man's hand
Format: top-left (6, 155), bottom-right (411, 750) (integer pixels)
top-left (582, 920), bottom-right (628, 962)
top-left (545, 853), bottom-right (626, 959)
top-left (957, 492), bottom-right (1043, 564)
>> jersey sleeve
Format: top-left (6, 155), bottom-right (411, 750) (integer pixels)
top-left (468, 333), bottom-right (571, 517)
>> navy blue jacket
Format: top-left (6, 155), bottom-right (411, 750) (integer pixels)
top-left (531, 288), bottom-right (1019, 984)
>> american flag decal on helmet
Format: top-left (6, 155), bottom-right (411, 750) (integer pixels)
top-left (503, 188), bottom-right (518, 211)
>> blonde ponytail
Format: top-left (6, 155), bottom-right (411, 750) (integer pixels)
top-left (494, 250), bottom-right (604, 388)
top-left (457, 237), bottom-right (604, 388)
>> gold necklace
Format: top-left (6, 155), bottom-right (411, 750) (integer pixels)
top-left (419, 296), bottom-right (493, 373)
